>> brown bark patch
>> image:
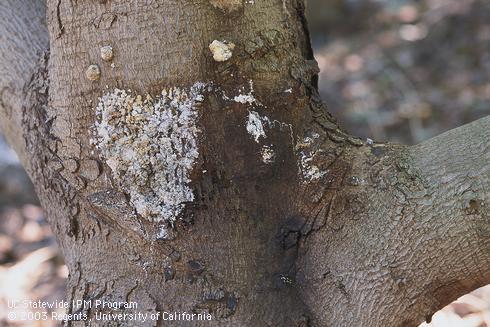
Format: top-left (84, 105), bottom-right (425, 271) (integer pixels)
top-left (209, 0), bottom-right (243, 13)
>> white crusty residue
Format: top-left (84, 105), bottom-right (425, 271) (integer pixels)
top-left (261, 145), bottom-right (275, 164)
top-left (234, 94), bottom-right (256, 104)
top-left (233, 80), bottom-right (258, 105)
top-left (246, 111), bottom-right (266, 142)
top-left (297, 134), bottom-right (327, 182)
top-left (299, 153), bottom-right (327, 181)
top-left (93, 82), bottom-right (206, 223)
top-left (156, 225), bottom-right (169, 240)
top-left (245, 108), bottom-right (294, 145)
top-left (209, 40), bottom-right (235, 62)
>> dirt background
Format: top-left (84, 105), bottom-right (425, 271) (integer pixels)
top-left (0, 0), bottom-right (489, 325)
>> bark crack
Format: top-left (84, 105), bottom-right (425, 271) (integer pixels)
top-left (56, 0), bottom-right (64, 39)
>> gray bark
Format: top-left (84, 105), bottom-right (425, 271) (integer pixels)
top-left (0, 0), bottom-right (48, 164)
top-left (0, 0), bottom-right (488, 326)
top-left (297, 117), bottom-right (490, 326)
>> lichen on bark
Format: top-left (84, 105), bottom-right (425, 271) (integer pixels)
top-left (92, 82), bottom-right (206, 223)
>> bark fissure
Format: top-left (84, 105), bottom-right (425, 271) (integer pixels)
top-left (55, 0), bottom-right (64, 38)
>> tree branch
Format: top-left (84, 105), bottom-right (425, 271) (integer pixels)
top-left (0, 0), bottom-right (48, 164)
top-left (406, 115), bottom-right (490, 317)
top-left (296, 116), bottom-right (489, 326)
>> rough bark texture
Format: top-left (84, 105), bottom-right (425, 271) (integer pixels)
top-left (297, 117), bottom-right (490, 326)
top-left (0, 0), bottom-right (48, 164)
top-left (0, 0), bottom-right (489, 326)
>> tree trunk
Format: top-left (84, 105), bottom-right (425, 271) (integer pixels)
top-left (1, 0), bottom-right (489, 326)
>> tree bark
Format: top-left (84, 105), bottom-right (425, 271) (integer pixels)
top-left (297, 117), bottom-right (490, 326)
top-left (0, 0), bottom-right (48, 164)
top-left (1, 0), bottom-right (489, 326)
